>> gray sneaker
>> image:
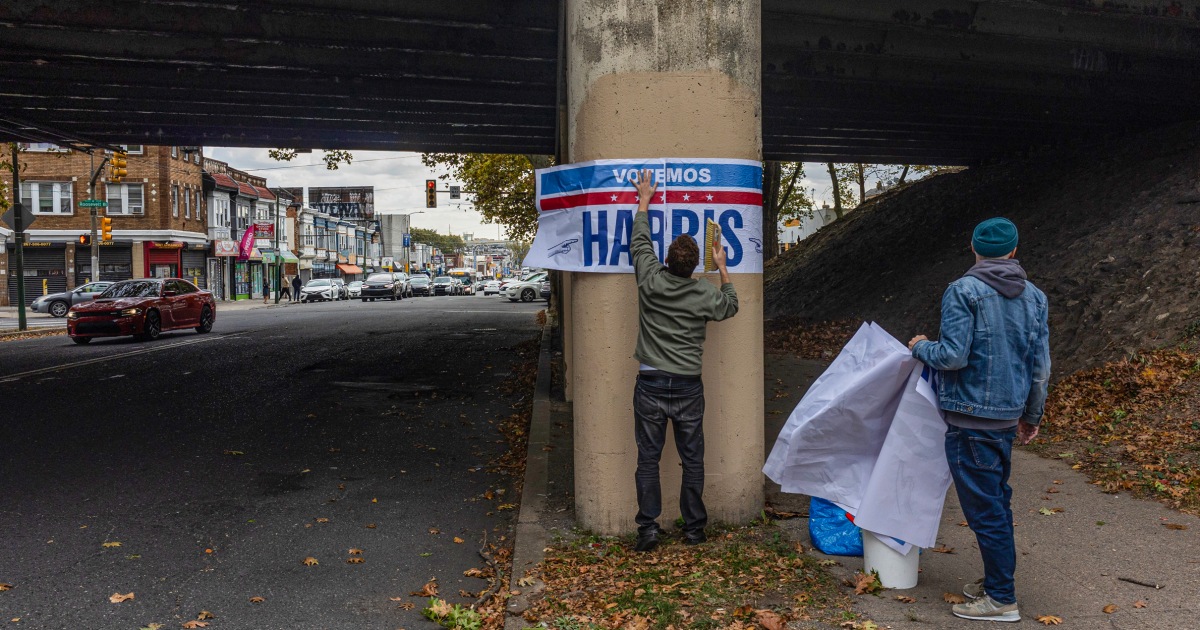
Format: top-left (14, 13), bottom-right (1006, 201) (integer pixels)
top-left (952, 594), bottom-right (1020, 623)
top-left (963, 578), bottom-right (985, 599)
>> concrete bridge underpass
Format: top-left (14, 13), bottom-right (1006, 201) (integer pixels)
top-left (2, 0), bottom-right (1199, 533)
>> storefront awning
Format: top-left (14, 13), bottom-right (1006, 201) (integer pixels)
top-left (279, 250), bottom-right (300, 263)
top-left (336, 263), bottom-right (363, 275)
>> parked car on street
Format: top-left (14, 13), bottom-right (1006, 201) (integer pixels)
top-left (346, 281), bottom-right (363, 298)
top-left (31, 281), bottom-right (114, 317)
top-left (541, 279), bottom-right (551, 300)
top-left (299, 279), bottom-right (341, 302)
top-left (332, 278), bottom-right (348, 300)
top-left (432, 276), bottom-right (455, 296)
top-left (67, 278), bottom-right (215, 344)
top-left (360, 272), bottom-right (404, 301)
top-left (504, 272), bottom-right (549, 302)
top-left (391, 272), bottom-right (413, 298)
top-left (409, 276), bottom-right (432, 296)
top-left (482, 280), bottom-right (501, 296)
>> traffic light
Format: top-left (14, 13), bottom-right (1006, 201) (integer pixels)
top-left (78, 234), bottom-right (91, 246)
top-left (425, 179), bottom-right (437, 208)
top-left (101, 217), bottom-right (113, 241)
top-left (110, 151), bottom-right (128, 183)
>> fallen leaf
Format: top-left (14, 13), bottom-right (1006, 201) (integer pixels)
top-left (139, 624), bottom-right (163, 630)
top-left (109, 592), bottom-right (135, 603)
top-left (411, 578), bottom-right (438, 597)
top-left (397, 602), bottom-right (415, 610)
top-left (452, 537), bottom-right (464, 544)
top-left (249, 597), bottom-right (265, 604)
top-left (755, 609), bottom-right (786, 630)
top-left (102, 542), bottom-right (122, 548)
top-left (517, 576), bottom-right (536, 587)
top-left (196, 611), bottom-right (214, 620)
top-left (365, 523), bottom-right (377, 529)
top-left (371, 498), bottom-right (377, 503)
top-left (957, 520), bottom-right (969, 527)
top-left (348, 548), bottom-right (363, 555)
top-left (1038, 507), bottom-right (1063, 516)
top-left (302, 557), bottom-right (319, 566)
top-left (428, 527), bottom-right (441, 535)
top-left (1103, 604), bottom-right (1118, 614)
top-left (204, 548), bottom-right (212, 554)
top-left (0, 584), bottom-right (11, 591)
top-left (1036, 614), bottom-right (1063, 625)
top-left (1052, 480), bottom-right (1063, 484)
top-left (943, 593), bottom-right (966, 604)
top-left (929, 545), bottom-right (955, 554)
top-left (181, 621), bottom-right (208, 629)
top-left (315, 517), bottom-right (329, 523)
top-left (428, 598), bottom-right (454, 618)
top-left (1163, 523), bottom-right (1188, 531)
top-left (347, 557), bottom-right (364, 564)
top-left (854, 571), bottom-right (882, 595)
top-left (1046, 487), bottom-right (1060, 494)
top-left (1133, 600), bottom-right (1147, 608)
top-left (895, 595), bottom-right (916, 603)
top-left (463, 568), bottom-right (486, 578)
top-left (497, 503), bottom-right (516, 511)
top-left (817, 559), bottom-right (839, 567)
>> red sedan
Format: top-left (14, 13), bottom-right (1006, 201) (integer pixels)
top-left (67, 278), bottom-right (216, 344)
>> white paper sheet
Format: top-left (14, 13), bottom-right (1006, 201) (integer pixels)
top-left (764, 322), bottom-right (951, 551)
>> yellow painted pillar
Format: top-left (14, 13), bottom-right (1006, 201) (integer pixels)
top-left (567, 0), bottom-right (764, 535)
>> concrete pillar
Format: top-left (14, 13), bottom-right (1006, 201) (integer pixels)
top-left (567, 0), bottom-right (764, 535)
top-left (561, 271), bottom-right (574, 402)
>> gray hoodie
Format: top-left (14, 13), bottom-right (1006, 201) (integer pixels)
top-left (965, 258), bottom-right (1027, 299)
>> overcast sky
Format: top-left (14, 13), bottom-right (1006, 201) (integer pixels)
top-left (204, 147), bottom-right (858, 239)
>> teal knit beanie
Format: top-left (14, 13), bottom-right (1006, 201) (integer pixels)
top-left (972, 217), bottom-right (1019, 258)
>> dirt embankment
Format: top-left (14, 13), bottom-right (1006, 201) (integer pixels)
top-left (765, 122), bottom-right (1200, 376)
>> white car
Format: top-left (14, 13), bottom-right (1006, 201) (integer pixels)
top-left (346, 281), bottom-right (363, 298)
top-left (505, 272), bottom-right (548, 302)
top-left (300, 279), bottom-right (341, 302)
top-left (482, 280), bottom-right (501, 296)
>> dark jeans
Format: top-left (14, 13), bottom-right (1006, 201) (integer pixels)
top-left (946, 426), bottom-right (1018, 605)
top-left (633, 373), bottom-right (706, 536)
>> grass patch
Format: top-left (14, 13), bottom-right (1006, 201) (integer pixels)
top-left (522, 524), bottom-right (854, 629)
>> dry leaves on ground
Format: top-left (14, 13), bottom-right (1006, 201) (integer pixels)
top-left (453, 536), bottom-right (465, 544)
top-left (181, 622), bottom-right (208, 629)
top-left (943, 593), bottom-right (966, 604)
top-left (196, 611), bottom-right (214, 620)
top-left (854, 571), bottom-right (882, 595)
top-left (110, 592), bottom-right (135, 603)
top-left (1036, 614), bottom-right (1064, 625)
top-left (302, 557), bottom-right (319, 566)
top-left (929, 545), bottom-right (954, 554)
top-left (1103, 604), bottom-right (1119, 614)
top-left (411, 578), bottom-right (438, 597)
top-left (249, 597), bottom-right (264, 604)
top-left (765, 317), bottom-right (860, 360)
top-left (347, 557), bottom-right (364, 564)
top-left (0, 584), bottom-right (11, 591)
top-left (349, 548), bottom-right (363, 555)
top-left (1163, 523), bottom-right (1188, 530)
top-left (756, 609), bottom-right (786, 630)
top-left (894, 595), bottom-right (916, 604)
top-left (102, 542), bottom-right (122, 548)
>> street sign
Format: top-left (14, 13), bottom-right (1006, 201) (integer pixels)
top-left (1, 202), bottom-right (35, 232)
top-left (449, 185), bottom-right (461, 200)
top-left (403, 233), bottom-right (411, 247)
top-left (78, 199), bottom-right (108, 208)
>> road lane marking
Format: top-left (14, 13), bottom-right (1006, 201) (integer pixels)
top-left (0, 331), bottom-right (251, 383)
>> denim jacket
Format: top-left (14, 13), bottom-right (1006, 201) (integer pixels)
top-left (911, 267), bottom-right (1050, 424)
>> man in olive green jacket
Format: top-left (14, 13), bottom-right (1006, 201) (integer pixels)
top-left (629, 169), bottom-right (739, 552)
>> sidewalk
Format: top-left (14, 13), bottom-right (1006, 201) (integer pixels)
top-left (765, 353), bottom-right (1200, 629)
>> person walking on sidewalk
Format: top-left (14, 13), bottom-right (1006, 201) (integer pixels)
top-left (908, 217), bottom-right (1051, 623)
top-left (262, 275), bottom-right (271, 304)
top-left (291, 275), bottom-right (302, 302)
top-left (628, 169), bottom-right (739, 553)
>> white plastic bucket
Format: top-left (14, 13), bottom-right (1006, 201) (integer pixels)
top-left (862, 531), bottom-right (920, 589)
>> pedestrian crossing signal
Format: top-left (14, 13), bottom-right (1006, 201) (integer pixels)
top-left (78, 234), bottom-right (91, 246)
top-left (425, 179), bottom-right (437, 208)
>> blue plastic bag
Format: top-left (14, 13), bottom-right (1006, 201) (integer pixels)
top-left (808, 496), bottom-right (863, 556)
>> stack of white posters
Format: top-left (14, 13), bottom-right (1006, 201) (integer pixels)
top-left (763, 323), bottom-right (952, 553)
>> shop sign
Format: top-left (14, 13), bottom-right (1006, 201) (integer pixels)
top-left (253, 222), bottom-right (275, 238)
top-left (151, 241), bottom-right (184, 249)
top-left (213, 239), bottom-right (240, 257)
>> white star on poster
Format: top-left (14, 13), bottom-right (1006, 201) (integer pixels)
top-left (610, 194), bottom-right (618, 201)
top-left (706, 194), bottom-right (714, 201)
top-left (682, 193), bottom-right (690, 201)
top-left (660, 193), bottom-right (667, 203)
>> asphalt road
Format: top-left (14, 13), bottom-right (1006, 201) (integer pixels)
top-left (0, 295), bottom-right (545, 629)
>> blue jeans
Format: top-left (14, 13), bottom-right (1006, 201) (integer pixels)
top-left (945, 426), bottom-right (1018, 605)
top-left (633, 374), bottom-right (706, 536)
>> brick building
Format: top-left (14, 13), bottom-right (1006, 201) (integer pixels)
top-left (0, 143), bottom-right (207, 306)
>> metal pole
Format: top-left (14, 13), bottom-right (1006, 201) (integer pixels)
top-left (89, 154), bottom-right (99, 285)
top-left (10, 143), bottom-right (26, 331)
top-left (274, 192), bottom-right (280, 304)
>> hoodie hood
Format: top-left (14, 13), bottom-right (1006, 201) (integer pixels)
top-left (965, 258), bottom-right (1027, 299)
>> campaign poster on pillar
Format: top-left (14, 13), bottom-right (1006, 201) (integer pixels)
top-left (525, 158), bottom-right (763, 274)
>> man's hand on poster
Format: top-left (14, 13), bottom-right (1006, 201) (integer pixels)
top-left (632, 169), bottom-right (657, 211)
top-left (907, 335), bottom-right (928, 350)
top-left (1017, 420), bottom-right (1039, 445)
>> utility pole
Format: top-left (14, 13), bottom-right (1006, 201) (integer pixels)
top-left (273, 191), bottom-right (280, 304)
top-left (87, 152), bottom-right (111, 285)
top-left (10, 143), bottom-right (26, 331)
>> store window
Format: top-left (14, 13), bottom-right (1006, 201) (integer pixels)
top-left (171, 146), bottom-right (178, 158)
top-left (106, 183), bottom-right (145, 215)
top-left (119, 144), bottom-right (143, 155)
top-left (185, 188), bottom-right (191, 218)
top-left (21, 181), bottom-right (73, 214)
top-left (172, 185), bottom-right (179, 218)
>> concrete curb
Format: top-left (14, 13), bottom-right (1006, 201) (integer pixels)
top-left (504, 323), bottom-right (554, 629)
top-left (0, 327), bottom-right (65, 340)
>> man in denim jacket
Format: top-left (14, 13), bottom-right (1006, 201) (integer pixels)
top-left (908, 217), bottom-right (1050, 623)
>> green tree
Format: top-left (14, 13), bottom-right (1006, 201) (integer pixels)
top-left (762, 162), bottom-right (814, 260)
top-left (410, 227), bottom-right (464, 256)
top-left (509, 240), bottom-right (531, 268)
top-left (268, 148), bottom-right (355, 170)
top-left (420, 154), bottom-right (551, 243)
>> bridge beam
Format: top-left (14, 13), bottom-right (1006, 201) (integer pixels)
top-left (566, 0), bottom-right (764, 535)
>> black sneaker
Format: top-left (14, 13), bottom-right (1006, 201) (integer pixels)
top-left (683, 531), bottom-right (706, 545)
top-left (634, 530), bottom-right (660, 552)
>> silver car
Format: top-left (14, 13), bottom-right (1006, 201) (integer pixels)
top-left (31, 281), bottom-right (114, 317)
